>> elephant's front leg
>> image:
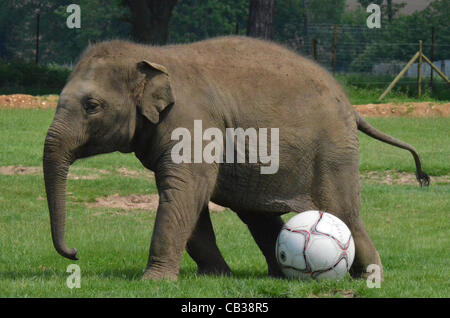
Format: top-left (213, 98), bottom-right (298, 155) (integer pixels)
top-left (142, 170), bottom-right (213, 281)
top-left (142, 202), bottom-right (187, 280)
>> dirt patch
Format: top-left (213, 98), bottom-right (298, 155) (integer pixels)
top-left (0, 94), bottom-right (59, 109)
top-left (360, 170), bottom-right (450, 185)
top-left (0, 165), bottom-right (41, 175)
top-left (308, 289), bottom-right (357, 298)
top-left (327, 290), bottom-right (357, 298)
top-left (0, 165), bottom-right (109, 180)
top-left (1, 94), bottom-right (449, 117)
top-left (88, 193), bottom-right (226, 212)
top-left (88, 194), bottom-right (159, 211)
top-left (353, 102), bottom-right (450, 117)
top-left (115, 167), bottom-right (154, 179)
top-left (68, 168), bottom-right (110, 180)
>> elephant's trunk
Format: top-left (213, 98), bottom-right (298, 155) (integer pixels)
top-left (43, 124), bottom-right (78, 260)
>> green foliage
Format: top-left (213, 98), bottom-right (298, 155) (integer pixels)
top-left (274, 0), bottom-right (347, 47)
top-left (50, 0), bottom-right (129, 63)
top-left (345, 0), bottom-right (450, 73)
top-left (0, 0), bottom-right (448, 101)
top-left (337, 73), bottom-right (450, 102)
top-left (1, 0), bottom-right (129, 64)
top-left (168, 0), bottom-right (249, 43)
top-left (0, 60), bottom-right (71, 94)
top-left (308, 0), bottom-right (346, 24)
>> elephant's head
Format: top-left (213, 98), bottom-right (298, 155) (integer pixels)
top-left (43, 51), bottom-right (174, 260)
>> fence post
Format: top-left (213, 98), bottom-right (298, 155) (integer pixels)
top-left (332, 24), bottom-right (337, 75)
top-left (417, 40), bottom-right (422, 98)
top-left (430, 26), bottom-right (435, 89)
top-left (312, 38), bottom-right (318, 61)
top-left (421, 54), bottom-right (449, 84)
top-left (35, 9), bottom-right (40, 64)
top-left (378, 51), bottom-right (420, 101)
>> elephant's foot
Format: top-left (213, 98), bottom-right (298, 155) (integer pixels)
top-left (348, 220), bottom-right (384, 282)
top-left (142, 260), bottom-right (179, 281)
top-left (350, 250), bottom-right (384, 282)
top-left (142, 266), bottom-right (179, 281)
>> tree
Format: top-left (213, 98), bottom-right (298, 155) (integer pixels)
top-left (302, 0), bottom-right (309, 42)
top-left (123, 0), bottom-right (177, 44)
top-left (357, 0), bottom-right (404, 22)
top-left (168, 0), bottom-right (248, 44)
top-left (387, 0), bottom-right (393, 22)
top-left (247, 0), bottom-right (275, 39)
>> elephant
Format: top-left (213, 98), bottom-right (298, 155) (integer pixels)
top-left (43, 36), bottom-right (429, 281)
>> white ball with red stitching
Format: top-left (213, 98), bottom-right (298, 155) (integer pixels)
top-left (276, 210), bottom-right (355, 280)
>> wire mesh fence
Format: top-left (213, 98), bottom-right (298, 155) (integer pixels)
top-left (1, 15), bottom-right (449, 98)
top-left (280, 23), bottom-right (449, 96)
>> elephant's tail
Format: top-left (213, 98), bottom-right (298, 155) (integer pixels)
top-left (355, 112), bottom-right (430, 187)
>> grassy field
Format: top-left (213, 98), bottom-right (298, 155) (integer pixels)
top-left (0, 109), bottom-right (449, 297)
top-left (337, 74), bottom-right (450, 104)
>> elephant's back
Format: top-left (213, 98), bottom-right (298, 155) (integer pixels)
top-left (163, 37), bottom-right (355, 130)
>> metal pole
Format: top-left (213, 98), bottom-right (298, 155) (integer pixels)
top-left (332, 25), bottom-right (337, 75)
top-left (417, 40), bottom-right (422, 98)
top-left (430, 26), bottom-right (435, 89)
top-left (35, 9), bottom-right (40, 64)
top-left (303, 0), bottom-right (309, 45)
top-left (312, 38), bottom-right (317, 61)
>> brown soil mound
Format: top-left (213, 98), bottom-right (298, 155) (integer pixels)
top-left (353, 102), bottom-right (450, 117)
top-left (1, 94), bottom-right (449, 117)
top-left (88, 193), bottom-right (226, 212)
top-left (0, 94), bottom-right (59, 109)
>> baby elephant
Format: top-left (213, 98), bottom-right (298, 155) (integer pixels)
top-left (43, 36), bottom-right (429, 280)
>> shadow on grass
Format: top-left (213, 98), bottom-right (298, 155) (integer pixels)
top-left (0, 265), bottom-right (278, 282)
top-left (219, 269), bottom-right (271, 280)
top-left (0, 268), bottom-right (144, 281)
top-left (0, 271), bottom-right (60, 280)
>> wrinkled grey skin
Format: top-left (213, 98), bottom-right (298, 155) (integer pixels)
top-left (43, 37), bottom-right (429, 281)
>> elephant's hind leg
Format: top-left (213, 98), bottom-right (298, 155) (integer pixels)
top-left (311, 156), bottom-right (383, 280)
top-left (236, 211), bottom-right (285, 277)
top-left (348, 218), bottom-right (383, 280)
top-left (186, 207), bottom-right (232, 276)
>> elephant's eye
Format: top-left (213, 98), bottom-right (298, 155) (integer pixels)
top-left (83, 99), bottom-right (101, 114)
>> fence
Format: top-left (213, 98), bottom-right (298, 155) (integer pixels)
top-left (2, 16), bottom-right (449, 98)
top-left (281, 23), bottom-right (450, 96)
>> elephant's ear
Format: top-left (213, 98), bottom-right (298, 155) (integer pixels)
top-left (135, 60), bottom-right (174, 124)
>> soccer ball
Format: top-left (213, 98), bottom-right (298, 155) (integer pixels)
top-left (276, 210), bottom-right (355, 280)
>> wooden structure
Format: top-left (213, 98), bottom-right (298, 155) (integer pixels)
top-left (379, 40), bottom-right (450, 101)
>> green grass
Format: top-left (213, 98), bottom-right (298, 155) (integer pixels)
top-left (337, 74), bottom-right (450, 104)
top-left (0, 109), bottom-right (449, 297)
top-left (359, 118), bottom-right (450, 176)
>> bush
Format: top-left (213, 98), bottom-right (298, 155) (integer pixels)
top-left (0, 61), bottom-right (71, 95)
